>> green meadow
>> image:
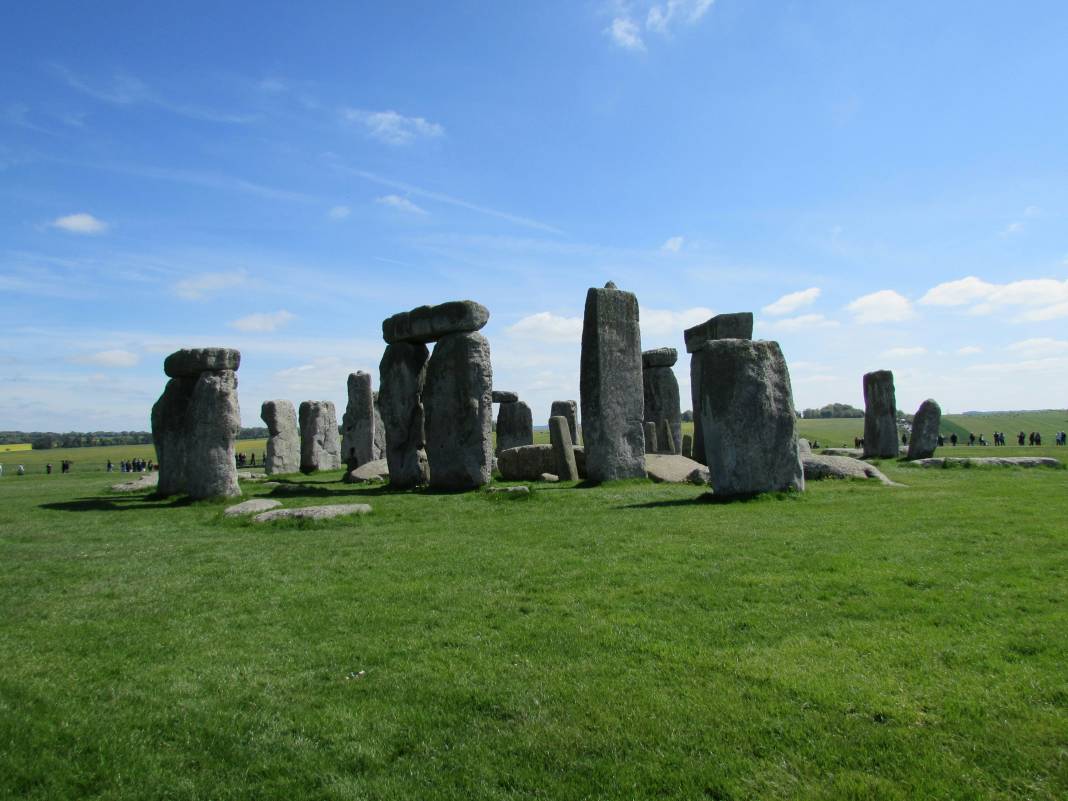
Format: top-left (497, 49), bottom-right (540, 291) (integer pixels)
top-left (1, 433), bottom-right (1066, 800)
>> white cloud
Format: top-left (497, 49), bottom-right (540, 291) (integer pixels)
top-left (342, 109), bottom-right (444, 145)
top-left (606, 17), bottom-right (646, 50)
top-left (641, 307), bottom-right (714, 337)
top-left (1001, 221), bottom-right (1025, 236)
top-left (661, 236), bottom-right (684, 253)
top-left (173, 269), bottom-right (247, 301)
top-left (846, 290), bottom-right (914, 323)
top-left (647, 0), bottom-right (714, 33)
top-left (506, 312), bottom-right (584, 344)
top-left (957, 345), bottom-right (982, 355)
top-left (230, 310), bottom-right (295, 333)
top-left (765, 313), bottom-right (839, 332)
top-left (376, 194), bottom-right (427, 215)
top-left (762, 287), bottom-right (821, 316)
top-left (328, 205), bottom-right (350, 220)
top-left (1024, 205), bottom-right (1041, 217)
top-left (1004, 338), bottom-right (1068, 358)
top-left (881, 346), bottom-right (927, 358)
top-left (73, 349), bottom-right (139, 368)
top-left (51, 213), bottom-right (108, 235)
top-left (920, 275), bottom-right (1068, 321)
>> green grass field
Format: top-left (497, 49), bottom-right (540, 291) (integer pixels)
top-left (1, 443), bottom-right (1066, 799)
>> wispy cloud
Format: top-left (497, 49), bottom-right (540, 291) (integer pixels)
top-left (50, 212), bottom-right (108, 235)
top-left (641, 306), bottom-right (714, 337)
top-left (1004, 337), bottom-right (1068, 358)
top-left (765, 313), bottom-right (839, 332)
top-left (920, 275), bottom-right (1068, 321)
top-left (661, 236), bottom-right (684, 252)
top-left (328, 205), bottom-right (351, 220)
top-left (762, 287), bottom-right (821, 316)
top-left (341, 108), bottom-right (444, 145)
top-left (606, 17), bottom-right (646, 51)
top-left (229, 310), bottom-right (295, 333)
top-left (957, 345), bottom-right (982, 355)
top-left (376, 194), bottom-right (427, 215)
top-left (506, 312), bottom-right (583, 343)
top-left (173, 269), bottom-right (248, 301)
top-left (607, 1), bottom-right (714, 50)
top-left (881, 346), bottom-right (927, 358)
top-left (647, 0), bottom-right (715, 32)
top-left (71, 349), bottom-right (140, 368)
top-left (846, 289), bottom-right (914, 323)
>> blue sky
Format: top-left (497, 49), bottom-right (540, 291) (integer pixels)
top-left (2, 1), bottom-right (1067, 431)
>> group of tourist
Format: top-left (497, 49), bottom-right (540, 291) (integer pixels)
top-left (235, 452), bottom-right (262, 468)
top-left (107, 458), bottom-right (154, 473)
top-left (44, 460), bottom-right (74, 474)
top-left (852, 430), bottom-right (1060, 449)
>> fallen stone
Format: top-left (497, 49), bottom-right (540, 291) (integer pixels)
top-left (580, 283), bottom-right (645, 482)
top-left (379, 342), bottom-right (430, 489)
top-left (382, 300), bottom-right (490, 344)
top-left (803, 454), bottom-right (898, 485)
top-left (550, 400), bottom-right (579, 445)
top-left (908, 457), bottom-right (1061, 468)
top-left (540, 473), bottom-right (559, 482)
top-left (344, 458), bottom-right (390, 483)
top-left (862, 370), bottom-right (898, 459)
top-left (163, 347), bottom-right (241, 378)
top-left (641, 347), bottom-right (678, 368)
top-left (492, 390), bottom-right (518, 403)
top-left (486, 485), bottom-right (530, 495)
top-left (683, 313), bottom-right (754, 354)
top-left (820, 447), bottom-right (864, 458)
top-left (341, 371), bottom-right (375, 470)
top-left (253, 503), bottom-right (373, 522)
top-left (496, 399), bottom-right (534, 453)
top-left (224, 498), bottom-right (282, 517)
top-left (498, 444), bottom-right (555, 481)
top-left (261, 399), bottom-right (300, 476)
top-left (299, 400), bottom-right (342, 473)
top-left (111, 473), bottom-right (159, 492)
top-left (907, 399), bottom-right (941, 460)
top-left (548, 415), bottom-right (580, 481)
top-left (645, 454), bottom-right (711, 485)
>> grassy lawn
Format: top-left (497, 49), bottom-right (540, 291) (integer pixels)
top-left (1, 450), bottom-right (1066, 800)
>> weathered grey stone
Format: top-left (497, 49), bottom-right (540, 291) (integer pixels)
top-left (382, 300), bottom-right (489, 345)
top-left (224, 498), bottom-right (282, 517)
top-left (496, 400), bottom-right (533, 453)
top-left (548, 415), bottom-right (579, 481)
top-left (641, 347), bottom-right (678, 368)
top-left (798, 438), bottom-right (812, 455)
top-left (344, 458), bottom-right (389, 484)
top-left (684, 313), bottom-right (754, 354)
top-left (862, 370), bottom-right (898, 459)
top-left (423, 330), bottom-right (493, 490)
top-left (696, 339), bottom-right (804, 497)
top-left (299, 401), bottom-right (341, 473)
top-left (803, 454), bottom-right (897, 485)
top-left (261, 400), bottom-right (300, 475)
top-left (643, 362), bottom-right (681, 455)
top-left (540, 473), bottom-right (559, 482)
top-left (681, 433), bottom-right (693, 459)
top-left (550, 400), bottom-right (579, 445)
top-left (644, 454), bottom-right (710, 484)
top-left (152, 355), bottom-right (242, 500)
top-left (492, 390), bottom-right (518, 404)
top-left (644, 421), bottom-right (658, 454)
top-left (906, 399), bottom-right (941, 460)
top-left (580, 284), bottom-right (646, 482)
top-left (163, 347), bottom-right (241, 378)
top-left (379, 342), bottom-right (430, 489)
top-left (253, 503), bottom-right (372, 522)
top-left (486, 485), bottom-right (530, 495)
top-left (372, 392), bottom-right (385, 460)
top-left (908, 456), bottom-right (1061, 468)
top-left (341, 371), bottom-right (375, 470)
top-left (658, 418), bottom-right (676, 454)
top-left (111, 473), bottom-right (158, 492)
top-left (498, 444), bottom-right (554, 481)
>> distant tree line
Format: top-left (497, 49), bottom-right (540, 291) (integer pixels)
top-left (2, 427), bottom-right (269, 450)
top-left (800, 403), bottom-right (864, 419)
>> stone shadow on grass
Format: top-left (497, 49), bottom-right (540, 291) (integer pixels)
top-left (40, 494), bottom-right (198, 513)
top-left (621, 491), bottom-right (802, 509)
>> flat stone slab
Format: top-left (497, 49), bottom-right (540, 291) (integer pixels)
top-left (820, 448), bottom-right (863, 458)
top-left (344, 458), bottom-right (389, 483)
top-left (645, 454), bottom-right (710, 485)
top-left (908, 457), bottom-right (1061, 468)
top-left (382, 300), bottom-right (489, 344)
top-left (803, 455), bottom-right (898, 486)
top-left (224, 498), bottom-right (282, 517)
top-left (641, 347), bottom-right (678, 368)
top-left (684, 313), bottom-right (754, 353)
top-left (492, 390), bottom-right (518, 403)
top-left (164, 347), bottom-right (241, 377)
top-left (253, 504), bottom-right (373, 522)
top-left (486, 485), bottom-right (530, 495)
top-left (111, 474), bottom-right (159, 492)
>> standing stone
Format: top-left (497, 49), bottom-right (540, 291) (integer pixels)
top-left (341, 371), bottom-right (375, 469)
top-left (696, 339), bottom-right (804, 497)
top-left (642, 347), bottom-right (682, 455)
top-left (299, 401), bottom-right (341, 473)
top-left (681, 433), bottom-right (693, 459)
top-left (492, 390), bottom-right (519, 404)
top-left (644, 421), bottom-right (658, 454)
top-left (907, 399), bottom-right (942, 460)
top-left (372, 392), bottom-right (386, 460)
top-left (550, 400), bottom-right (579, 445)
top-left (260, 399), bottom-right (300, 475)
top-left (658, 418), bottom-right (676, 454)
top-left (580, 283), bottom-right (646, 482)
top-left (548, 415), bottom-right (580, 481)
top-left (379, 342), bottom-right (430, 489)
top-left (686, 312), bottom-right (754, 465)
top-left (383, 300), bottom-right (490, 344)
top-left (496, 400), bottom-right (533, 453)
top-left (862, 370), bottom-right (898, 458)
top-left (423, 331), bottom-right (493, 490)
top-left (151, 347), bottom-right (242, 499)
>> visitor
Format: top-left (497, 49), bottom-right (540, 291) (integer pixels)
top-left (968, 433), bottom-right (975, 446)
top-left (950, 433), bottom-right (957, 446)
top-left (902, 433), bottom-right (908, 446)
top-left (46, 463), bottom-right (52, 474)
top-left (17, 464), bottom-right (25, 476)
top-left (978, 434), bottom-right (986, 446)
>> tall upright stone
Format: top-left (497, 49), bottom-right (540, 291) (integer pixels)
top-left (862, 370), bottom-right (898, 458)
top-left (496, 400), bottom-right (533, 453)
top-left (550, 400), bottom-right (579, 445)
top-left (341, 371), bottom-right (375, 469)
top-left (658, 418), bottom-right (676, 455)
top-left (260, 399), bottom-right (299, 475)
top-left (580, 282), bottom-right (646, 482)
top-left (686, 312), bottom-right (754, 465)
top-left (907, 399), bottom-right (942, 460)
top-left (151, 347), bottom-right (242, 499)
top-left (696, 339), bottom-right (803, 497)
top-left (378, 342), bottom-right (430, 489)
top-left (372, 392), bottom-right (385, 460)
top-left (644, 421), bottom-right (658, 454)
top-left (299, 401), bottom-right (341, 473)
top-left (548, 415), bottom-right (579, 481)
top-left (642, 347), bottom-right (682, 455)
top-left (681, 433), bottom-right (693, 459)
top-left (423, 331), bottom-right (493, 490)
